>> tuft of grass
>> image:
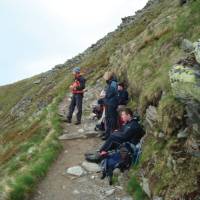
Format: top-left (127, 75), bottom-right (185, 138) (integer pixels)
top-left (157, 94), bottom-right (185, 135)
top-left (176, 0), bottom-right (200, 37)
top-left (127, 176), bottom-right (149, 200)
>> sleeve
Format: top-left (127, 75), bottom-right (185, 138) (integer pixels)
top-left (105, 86), bottom-right (117, 99)
top-left (121, 123), bottom-right (139, 139)
top-left (124, 91), bottom-right (129, 104)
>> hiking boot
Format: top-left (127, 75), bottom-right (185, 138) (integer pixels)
top-left (99, 132), bottom-right (106, 137)
top-left (74, 121), bottom-right (81, 125)
top-left (85, 152), bottom-right (102, 163)
top-left (62, 118), bottom-right (71, 123)
top-left (108, 175), bottom-right (113, 185)
top-left (101, 135), bottom-right (109, 140)
top-left (101, 171), bottom-right (106, 180)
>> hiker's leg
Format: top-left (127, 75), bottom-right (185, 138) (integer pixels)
top-left (76, 94), bottom-right (83, 123)
top-left (67, 94), bottom-right (76, 121)
top-left (100, 134), bottom-right (124, 152)
top-left (104, 106), bottom-right (118, 138)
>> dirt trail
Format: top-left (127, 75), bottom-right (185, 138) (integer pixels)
top-left (31, 89), bottom-right (132, 200)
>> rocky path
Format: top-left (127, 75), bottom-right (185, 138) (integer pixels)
top-left (31, 87), bottom-right (133, 200)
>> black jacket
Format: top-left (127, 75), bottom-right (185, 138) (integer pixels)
top-left (114, 118), bottom-right (145, 144)
top-left (118, 90), bottom-right (129, 105)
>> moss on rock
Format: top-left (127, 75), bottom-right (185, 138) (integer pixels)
top-left (169, 64), bottom-right (200, 102)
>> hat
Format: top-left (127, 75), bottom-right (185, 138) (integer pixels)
top-left (73, 66), bottom-right (80, 73)
top-left (103, 71), bottom-right (113, 81)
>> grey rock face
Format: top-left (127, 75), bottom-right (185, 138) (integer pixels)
top-left (141, 177), bottom-right (151, 198)
top-left (177, 128), bottom-right (189, 139)
top-left (145, 105), bottom-right (158, 128)
top-left (169, 64), bottom-right (200, 102)
top-left (33, 79), bottom-right (41, 84)
top-left (181, 39), bottom-right (194, 52)
top-left (10, 96), bottom-right (32, 118)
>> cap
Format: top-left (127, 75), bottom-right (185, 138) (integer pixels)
top-left (73, 66), bottom-right (80, 73)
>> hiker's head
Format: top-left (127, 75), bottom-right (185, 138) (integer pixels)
top-left (118, 82), bottom-right (125, 91)
top-left (121, 108), bottom-right (133, 123)
top-left (103, 71), bottom-right (113, 82)
top-left (72, 67), bottom-right (80, 76)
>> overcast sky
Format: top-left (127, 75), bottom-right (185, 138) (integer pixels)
top-left (0, 0), bottom-right (148, 86)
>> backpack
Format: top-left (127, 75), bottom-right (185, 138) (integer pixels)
top-left (100, 142), bottom-right (142, 185)
top-left (110, 80), bottom-right (118, 92)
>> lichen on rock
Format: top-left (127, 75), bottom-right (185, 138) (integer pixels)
top-left (169, 64), bottom-right (200, 102)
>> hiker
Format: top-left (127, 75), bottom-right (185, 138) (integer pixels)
top-left (66, 67), bottom-right (86, 125)
top-left (101, 71), bottom-right (119, 140)
top-left (93, 89), bottom-right (106, 120)
top-left (94, 89), bottom-right (106, 131)
top-left (117, 82), bottom-right (129, 107)
top-left (99, 108), bottom-right (145, 152)
top-left (179, 0), bottom-right (187, 6)
top-left (117, 82), bottom-right (129, 128)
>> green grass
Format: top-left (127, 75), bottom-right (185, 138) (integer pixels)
top-left (127, 176), bottom-right (149, 200)
top-left (0, 90), bottom-right (66, 199)
top-left (176, 0), bottom-right (200, 38)
top-left (157, 94), bottom-right (185, 135)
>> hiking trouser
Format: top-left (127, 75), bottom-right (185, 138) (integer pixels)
top-left (104, 106), bottom-right (118, 138)
top-left (67, 94), bottom-right (83, 122)
top-left (100, 134), bottom-right (127, 152)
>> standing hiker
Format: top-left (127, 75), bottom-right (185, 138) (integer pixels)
top-left (101, 71), bottom-right (118, 140)
top-left (66, 67), bottom-right (86, 125)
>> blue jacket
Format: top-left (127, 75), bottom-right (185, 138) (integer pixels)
top-left (104, 79), bottom-right (118, 108)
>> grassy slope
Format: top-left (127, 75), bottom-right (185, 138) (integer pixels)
top-left (0, 68), bottom-right (72, 199)
top-left (0, 0), bottom-right (200, 199)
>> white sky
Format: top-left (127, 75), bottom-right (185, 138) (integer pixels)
top-left (0, 0), bottom-right (148, 85)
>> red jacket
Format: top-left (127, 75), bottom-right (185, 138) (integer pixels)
top-left (70, 75), bottom-right (85, 94)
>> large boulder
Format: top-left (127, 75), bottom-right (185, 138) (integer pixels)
top-left (169, 51), bottom-right (200, 156)
top-left (169, 64), bottom-right (200, 102)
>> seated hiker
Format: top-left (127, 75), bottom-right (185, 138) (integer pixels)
top-left (117, 82), bottom-right (129, 107)
top-left (95, 89), bottom-right (106, 120)
top-left (94, 89), bottom-right (106, 131)
top-left (99, 108), bottom-right (145, 153)
top-left (92, 104), bottom-right (104, 120)
top-left (117, 83), bottom-right (129, 128)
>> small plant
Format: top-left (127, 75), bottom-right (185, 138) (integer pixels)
top-left (127, 176), bottom-right (149, 200)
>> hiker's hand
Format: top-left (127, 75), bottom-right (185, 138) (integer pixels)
top-left (69, 85), bottom-right (74, 89)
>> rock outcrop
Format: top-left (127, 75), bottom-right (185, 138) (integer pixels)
top-left (169, 39), bottom-right (200, 157)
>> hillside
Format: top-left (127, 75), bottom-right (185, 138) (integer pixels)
top-left (0, 0), bottom-right (200, 199)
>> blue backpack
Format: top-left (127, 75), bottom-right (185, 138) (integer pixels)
top-left (100, 142), bottom-right (142, 185)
